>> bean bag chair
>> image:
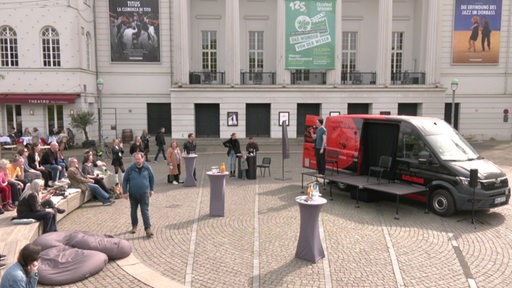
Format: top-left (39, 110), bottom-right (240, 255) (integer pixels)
top-left (67, 231), bottom-right (132, 259)
top-left (38, 245), bottom-right (108, 285)
top-left (33, 231), bottom-right (132, 285)
top-left (34, 231), bottom-right (132, 259)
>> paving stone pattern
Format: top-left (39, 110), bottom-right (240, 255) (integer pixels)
top-left (38, 140), bottom-right (512, 287)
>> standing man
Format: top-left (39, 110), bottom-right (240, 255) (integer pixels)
top-left (141, 129), bottom-right (151, 161)
top-left (183, 133), bottom-right (197, 181)
top-left (123, 152), bottom-right (155, 238)
top-left (154, 127), bottom-right (166, 162)
top-left (312, 118), bottom-right (327, 175)
top-left (222, 133), bottom-right (241, 177)
top-left (245, 137), bottom-right (259, 155)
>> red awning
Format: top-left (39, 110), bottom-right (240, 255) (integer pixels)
top-left (0, 94), bottom-right (79, 104)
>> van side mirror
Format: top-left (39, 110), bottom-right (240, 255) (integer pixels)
top-left (418, 151), bottom-right (430, 164)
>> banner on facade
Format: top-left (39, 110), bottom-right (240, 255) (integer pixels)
top-left (109, 0), bottom-right (160, 62)
top-left (452, 0), bottom-right (501, 64)
top-left (285, 0), bottom-right (336, 70)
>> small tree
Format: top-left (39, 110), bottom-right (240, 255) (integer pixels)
top-left (70, 110), bottom-right (96, 141)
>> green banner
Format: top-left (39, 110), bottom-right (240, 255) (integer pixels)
top-left (285, 0), bottom-right (336, 70)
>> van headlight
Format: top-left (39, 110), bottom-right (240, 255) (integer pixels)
top-left (456, 177), bottom-right (480, 188)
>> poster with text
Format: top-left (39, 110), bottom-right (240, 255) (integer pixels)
top-left (285, 0), bottom-right (335, 70)
top-left (452, 0), bottom-right (501, 64)
top-left (109, 0), bottom-right (160, 62)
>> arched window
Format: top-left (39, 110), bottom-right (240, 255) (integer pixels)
top-left (86, 32), bottom-right (92, 70)
top-left (41, 26), bottom-right (61, 67)
top-left (0, 25), bottom-right (19, 67)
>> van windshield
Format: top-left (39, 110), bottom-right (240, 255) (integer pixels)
top-left (426, 134), bottom-right (479, 161)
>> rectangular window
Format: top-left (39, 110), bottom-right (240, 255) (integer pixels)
top-left (249, 31), bottom-right (264, 73)
top-left (341, 32), bottom-right (357, 75)
top-left (5, 104), bottom-right (22, 133)
top-left (47, 105), bottom-right (64, 132)
top-left (391, 32), bottom-right (404, 80)
top-left (201, 31), bottom-right (217, 81)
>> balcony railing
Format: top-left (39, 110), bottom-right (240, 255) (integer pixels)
top-left (291, 72), bottom-right (326, 85)
top-left (189, 71), bottom-right (225, 85)
top-left (341, 71), bottom-right (376, 85)
top-left (391, 72), bottom-right (425, 85)
top-left (240, 71), bottom-right (276, 85)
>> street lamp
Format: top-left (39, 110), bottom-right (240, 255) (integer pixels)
top-left (450, 79), bottom-right (459, 128)
top-left (96, 78), bottom-right (104, 148)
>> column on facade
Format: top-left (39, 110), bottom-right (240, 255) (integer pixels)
top-left (174, 0), bottom-right (190, 85)
top-left (424, 0), bottom-right (439, 85)
top-left (375, 0), bottom-right (393, 85)
top-left (225, 0), bottom-right (240, 85)
top-left (275, 0), bottom-right (288, 85)
top-left (328, 0), bottom-right (343, 85)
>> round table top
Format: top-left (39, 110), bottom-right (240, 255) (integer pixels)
top-left (295, 195), bottom-right (327, 205)
top-left (183, 154), bottom-right (198, 158)
top-left (206, 171), bottom-right (230, 176)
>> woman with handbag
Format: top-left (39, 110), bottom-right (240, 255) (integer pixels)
top-left (166, 141), bottom-right (183, 184)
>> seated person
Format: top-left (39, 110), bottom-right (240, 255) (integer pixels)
top-left (17, 179), bottom-right (62, 234)
top-left (0, 159), bottom-right (16, 212)
top-left (17, 147), bottom-right (42, 183)
top-left (27, 143), bottom-right (51, 188)
top-left (40, 142), bottom-right (66, 186)
top-left (6, 155), bottom-right (26, 204)
top-left (0, 243), bottom-right (42, 288)
top-left (82, 153), bottom-right (110, 193)
top-left (67, 158), bottom-right (114, 206)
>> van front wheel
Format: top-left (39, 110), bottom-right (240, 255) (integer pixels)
top-left (430, 189), bottom-right (455, 216)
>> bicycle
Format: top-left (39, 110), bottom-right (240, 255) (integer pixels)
top-left (91, 137), bottom-right (112, 160)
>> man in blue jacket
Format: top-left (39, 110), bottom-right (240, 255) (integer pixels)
top-left (123, 152), bottom-right (155, 238)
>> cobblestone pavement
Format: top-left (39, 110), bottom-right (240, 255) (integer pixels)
top-left (42, 141), bottom-right (512, 288)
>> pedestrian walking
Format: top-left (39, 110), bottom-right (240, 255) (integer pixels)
top-left (123, 152), bottom-right (155, 238)
top-left (154, 127), bottom-right (166, 162)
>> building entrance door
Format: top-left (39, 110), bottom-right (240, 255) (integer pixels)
top-left (246, 104), bottom-right (270, 137)
top-left (195, 104), bottom-right (219, 138)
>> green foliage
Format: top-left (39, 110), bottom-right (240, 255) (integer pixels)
top-left (70, 110), bottom-right (96, 141)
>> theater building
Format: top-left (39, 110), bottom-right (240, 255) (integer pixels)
top-left (0, 0), bottom-right (511, 142)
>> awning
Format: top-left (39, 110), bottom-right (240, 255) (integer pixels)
top-left (0, 94), bottom-right (79, 104)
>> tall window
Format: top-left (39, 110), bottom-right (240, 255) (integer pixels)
top-left (47, 105), bottom-right (64, 132)
top-left (86, 32), bottom-right (92, 70)
top-left (5, 105), bottom-right (22, 133)
top-left (201, 31), bottom-right (217, 80)
top-left (41, 26), bottom-right (61, 67)
top-left (391, 32), bottom-right (404, 80)
top-left (249, 31), bottom-right (264, 72)
top-left (0, 26), bottom-right (19, 67)
top-left (341, 32), bottom-right (357, 76)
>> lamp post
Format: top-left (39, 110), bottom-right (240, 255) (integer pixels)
top-left (96, 78), bottom-right (104, 148)
top-left (450, 79), bottom-right (459, 128)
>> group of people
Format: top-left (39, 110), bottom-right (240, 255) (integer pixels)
top-left (468, 15), bottom-right (491, 53)
top-left (222, 133), bottom-right (260, 179)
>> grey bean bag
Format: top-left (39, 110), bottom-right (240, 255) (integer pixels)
top-left (38, 245), bottom-right (108, 285)
top-left (33, 231), bottom-right (132, 285)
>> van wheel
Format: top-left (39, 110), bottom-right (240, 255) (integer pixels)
top-left (430, 189), bottom-right (455, 216)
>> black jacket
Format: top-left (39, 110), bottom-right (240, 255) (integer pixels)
top-left (223, 138), bottom-right (241, 156)
top-left (155, 131), bottom-right (166, 147)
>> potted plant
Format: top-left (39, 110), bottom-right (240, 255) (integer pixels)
top-left (70, 110), bottom-right (96, 148)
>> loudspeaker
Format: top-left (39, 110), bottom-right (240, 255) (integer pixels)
top-left (469, 169), bottom-right (478, 188)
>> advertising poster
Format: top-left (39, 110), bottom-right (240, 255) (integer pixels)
top-left (109, 0), bottom-right (160, 62)
top-left (452, 0), bottom-right (502, 64)
top-left (285, 0), bottom-right (336, 69)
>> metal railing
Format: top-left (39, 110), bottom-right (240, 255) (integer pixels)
top-left (391, 72), bottom-right (425, 85)
top-left (341, 71), bottom-right (377, 85)
top-left (189, 71), bottom-right (225, 85)
top-left (240, 71), bottom-right (276, 85)
top-left (291, 71), bottom-right (326, 85)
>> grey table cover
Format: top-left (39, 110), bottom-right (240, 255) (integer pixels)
top-left (295, 195), bottom-right (327, 263)
top-left (183, 154), bottom-right (198, 187)
top-left (207, 171), bottom-right (229, 216)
